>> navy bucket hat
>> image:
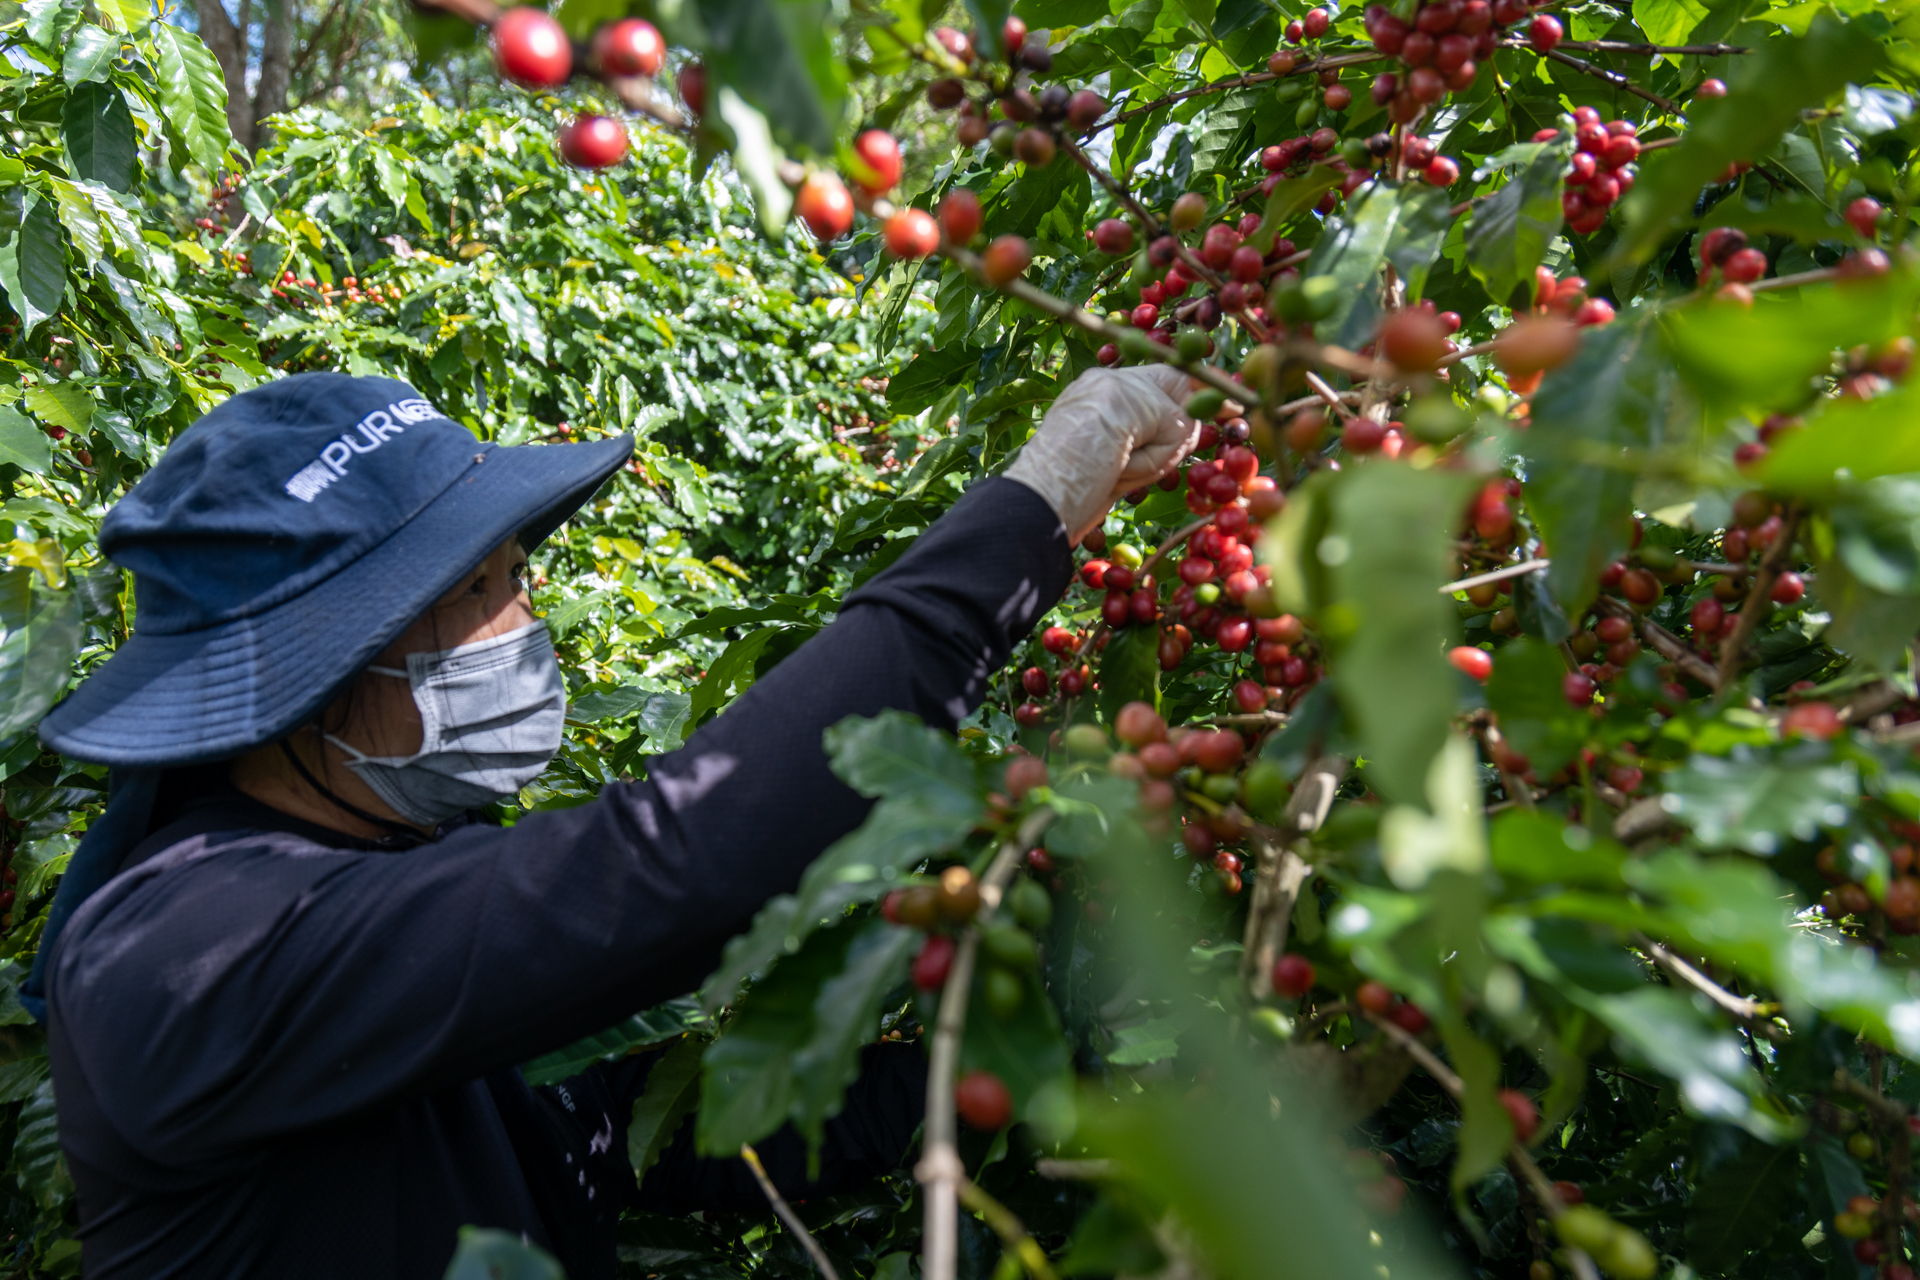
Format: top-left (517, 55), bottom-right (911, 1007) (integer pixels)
top-left (39, 372), bottom-right (633, 766)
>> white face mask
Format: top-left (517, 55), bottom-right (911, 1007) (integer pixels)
top-left (326, 621), bottom-right (566, 827)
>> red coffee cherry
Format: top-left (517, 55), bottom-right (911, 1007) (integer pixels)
top-left (795, 173), bottom-right (855, 240)
top-left (557, 116), bottom-right (629, 170)
top-left (1499, 1089), bottom-right (1540, 1142)
top-left (955, 1070), bottom-right (1014, 1129)
top-left (912, 935), bottom-right (957, 989)
top-left (883, 209), bottom-right (940, 258)
top-left (494, 7), bottom-right (572, 88)
top-left (852, 129), bottom-right (904, 194)
top-left (1273, 953), bottom-right (1317, 998)
top-left (596, 18), bottom-right (664, 77)
top-left (939, 189), bottom-right (982, 244)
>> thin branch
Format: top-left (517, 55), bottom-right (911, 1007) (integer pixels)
top-left (1439, 558), bottom-right (1549, 595)
top-left (1635, 935), bottom-right (1781, 1029)
top-left (1525, 44), bottom-right (1680, 114)
top-left (919, 812), bottom-right (1052, 1280)
top-left (940, 244), bottom-right (1246, 405)
top-left (1089, 51), bottom-right (1387, 138)
top-left (957, 1178), bottom-right (1062, 1280)
top-left (741, 1144), bottom-right (843, 1280)
top-left (1304, 370), bottom-right (1356, 419)
top-left (1243, 756), bottom-right (1346, 996)
top-left (1367, 1013), bottom-right (1603, 1280)
top-left (1035, 1158), bottom-right (1117, 1180)
top-left (1750, 265), bottom-right (1842, 294)
top-left (1713, 507), bottom-right (1801, 694)
top-left (1555, 40), bottom-right (1748, 54)
top-left (1590, 595), bottom-right (1721, 691)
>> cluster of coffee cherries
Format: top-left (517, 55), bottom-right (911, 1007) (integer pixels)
top-left (924, 17), bottom-right (1106, 169)
top-left (882, 817), bottom-right (1054, 1017)
top-left (1361, 0), bottom-right (1563, 125)
top-left (1535, 109), bottom-right (1641, 235)
top-left (1815, 830), bottom-right (1920, 936)
top-left (1097, 702), bottom-right (1289, 895)
top-left (1104, 197), bottom-right (1305, 346)
top-left (489, 8), bottom-right (672, 169)
top-left (1831, 1189), bottom-right (1920, 1280)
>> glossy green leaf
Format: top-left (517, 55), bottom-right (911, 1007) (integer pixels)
top-left (0, 192), bottom-right (67, 334)
top-left (1483, 638), bottom-right (1589, 778)
top-left (1526, 314), bottom-right (1675, 616)
top-left (11, 1078), bottom-right (69, 1212)
top-left (147, 23), bottom-right (236, 174)
top-left (1098, 623), bottom-right (1160, 724)
top-left (0, 410), bottom-right (51, 477)
top-left (1659, 746), bottom-right (1857, 855)
top-left (520, 997), bottom-right (708, 1087)
top-left (61, 24), bottom-right (120, 86)
top-left (63, 83), bottom-right (134, 194)
top-left (1465, 142), bottom-right (1566, 307)
top-left (1322, 460), bottom-right (1474, 805)
top-left (626, 1035), bottom-right (705, 1182)
top-left (1684, 1135), bottom-right (1800, 1272)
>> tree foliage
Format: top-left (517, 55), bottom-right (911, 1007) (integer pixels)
top-left (3, 0), bottom-right (1920, 1277)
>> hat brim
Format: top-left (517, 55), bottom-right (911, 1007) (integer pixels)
top-left (40, 434), bottom-right (634, 767)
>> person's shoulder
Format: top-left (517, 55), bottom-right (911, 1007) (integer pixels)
top-left (49, 829), bottom-right (355, 1007)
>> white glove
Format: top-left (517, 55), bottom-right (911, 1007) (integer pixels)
top-left (1005, 364), bottom-right (1200, 544)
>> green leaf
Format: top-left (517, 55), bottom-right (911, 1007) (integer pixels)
top-left (147, 23), bottom-right (237, 174)
top-left (1684, 1136), bottom-right (1799, 1273)
top-left (788, 917), bottom-right (917, 1145)
top-left (25, 384), bottom-right (92, 436)
top-left (63, 82), bottom-right (134, 193)
top-left (1248, 167), bottom-right (1342, 255)
top-left (442, 1228), bottom-right (565, 1280)
top-left (1660, 746), bottom-right (1857, 855)
top-left (964, 0), bottom-right (1013, 60)
top-left (1098, 624), bottom-right (1160, 725)
top-left (0, 580), bottom-right (81, 740)
top-left (685, 625), bottom-right (780, 727)
top-left (0, 191), bottom-right (68, 334)
top-left (1465, 142), bottom-right (1567, 307)
top-left (1815, 549), bottom-right (1920, 672)
top-left (1668, 269), bottom-right (1920, 419)
top-left (519, 997), bottom-right (709, 1086)
top-left (1632, 0), bottom-right (1706, 47)
top-left (1613, 15), bottom-right (1885, 263)
top-left (1438, 1014), bottom-right (1509, 1192)
top-left (1322, 460), bottom-right (1474, 805)
top-left (716, 88), bottom-right (793, 236)
top-left (889, 342), bottom-right (979, 414)
top-left (956, 957), bottom-right (1073, 1138)
top-left (700, 919), bottom-right (913, 1154)
top-left (1306, 181), bottom-right (1431, 349)
top-left (11, 1077), bottom-right (70, 1212)
top-left (1484, 638), bottom-right (1588, 778)
top-left (1759, 376), bottom-right (1920, 497)
top-left (986, 161), bottom-right (1081, 239)
top-left (61, 24), bottom-right (120, 85)
top-left (1190, 88), bottom-right (1262, 186)
top-left (698, 0), bottom-right (847, 157)
top-left (700, 713), bottom-right (977, 1007)
top-left (0, 409), bottom-right (51, 476)
top-left (1526, 314), bottom-right (1675, 616)
top-left (1489, 809), bottom-right (1626, 888)
top-left (1586, 987), bottom-right (1795, 1139)
top-left (626, 1035), bottom-right (705, 1181)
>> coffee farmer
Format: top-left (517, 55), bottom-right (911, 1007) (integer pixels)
top-left (27, 367), bottom-right (1195, 1277)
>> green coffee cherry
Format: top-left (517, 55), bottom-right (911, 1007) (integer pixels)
top-left (1636, 543), bottom-right (1678, 572)
top-left (1273, 275), bottom-right (1342, 324)
top-left (1273, 77), bottom-right (1309, 103)
top-left (1066, 724), bottom-right (1110, 759)
top-left (1111, 542), bottom-right (1144, 570)
top-left (1597, 1228), bottom-right (1658, 1280)
top-left (1294, 98), bottom-right (1319, 129)
top-left (1187, 387), bottom-right (1227, 419)
top-left (1193, 582), bottom-right (1221, 606)
top-left (1118, 328), bottom-right (1158, 360)
top-left (1176, 327), bottom-right (1213, 363)
top-left (1340, 137), bottom-right (1372, 169)
top-left (1241, 759), bottom-right (1289, 822)
top-left (1010, 878), bottom-right (1053, 931)
top-left (984, 924), bottom-right (1040, 971)
top-left (991, 126), bottom-right (1017, 157)
top-left (1553, 1207), bottom-right (1616, 1254)
top-left (1249, 1006), bottom-right (1293, 1041)
top-left (985, 968), bottom-right (1025, 1018)
top-left (1202, 774), bottom-right (1239, 803)
top-left (1240, 342), bottom-right (1282, 393)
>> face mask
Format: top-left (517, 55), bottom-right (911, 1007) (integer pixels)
top-left (326, 621), bottom-right (566, 827)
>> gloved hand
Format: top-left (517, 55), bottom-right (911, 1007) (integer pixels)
top-left (1005, 364), bottom-right (1199, 544)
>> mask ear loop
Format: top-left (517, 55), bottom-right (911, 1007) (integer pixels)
top-left (278, 738), bottom-right (425, 839)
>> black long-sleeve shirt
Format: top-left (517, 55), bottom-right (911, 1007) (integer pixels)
top-left (43, 477), bottom-right (1072, 1279)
